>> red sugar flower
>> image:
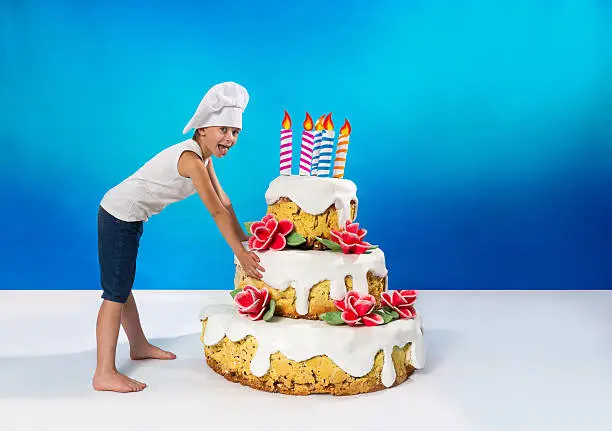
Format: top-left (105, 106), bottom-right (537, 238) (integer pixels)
top-left (248, 214), bottom-right (293, 251)
top-left (333, 291), bottom-right (383, 326)
top-left (380, 290), bottom-right (417, 319)
top-left (234, 285), bottom-right (271, 321)
top-left (330, 220), bottom-right (371, 254)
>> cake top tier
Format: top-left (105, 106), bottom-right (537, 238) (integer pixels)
top-left (265, 176), bottom-right (358, 224)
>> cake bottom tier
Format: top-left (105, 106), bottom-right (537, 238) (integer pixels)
top-left (200, 304), bottom-right (425, 396)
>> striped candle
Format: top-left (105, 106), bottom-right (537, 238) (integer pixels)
top-left (299, 112), bottom-right (315, 175)
top-left (333, 119), bottom-right (351, 178)
top-left (310, 114), bottom-right (325, 176)
top-left (316, 113), bottom-right (335, 177)
top-left (279, 110), bottom-right (292, 175)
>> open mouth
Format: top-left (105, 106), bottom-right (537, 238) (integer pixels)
top-left (217, 143), bottom-right (231, 156)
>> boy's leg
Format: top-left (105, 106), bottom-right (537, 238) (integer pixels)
top-left (122, 292), bottom-right (176, 360)
top-left (94, 207), bottom-right (147, 392)
top-left (93, 299), bottom-right (146, 392)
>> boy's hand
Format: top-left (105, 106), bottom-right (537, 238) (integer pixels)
top-left (238, 250), bottom-right (265, 280)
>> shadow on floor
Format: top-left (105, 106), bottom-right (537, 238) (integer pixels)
top-left (0, 329), bottom-right (454, 398)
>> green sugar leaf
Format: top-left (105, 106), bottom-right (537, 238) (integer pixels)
top-left (229, 288), bottom-right (241, 299)
top-left (286, 232), bottom-right (306, 246)
top-left (315, 237), bottom-right (343, 252)
top-left (263, 299), bottom-right (276, 321)
top-left (375, 309), bottom-right (395, 324)
top-left (319, 311), bottom-right (345, 325)
top-left (375, 307), bottom-right (400, 324)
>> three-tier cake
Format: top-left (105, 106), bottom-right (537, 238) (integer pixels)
top-left (200, 112), bottom-right (425, 395)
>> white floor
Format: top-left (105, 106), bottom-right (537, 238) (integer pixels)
top-left (0, 290), bottom-right (610, 431)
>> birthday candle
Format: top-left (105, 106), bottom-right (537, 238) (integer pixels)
top-left (316, 113), bottom-right (335, 177)
top-left (333, 119), bottom-right (351, 178)
top-left (310, 114), bottom-right (325, 176)
top-left (279, 110), bottom-right (292, 175)
top-left (299, 112), bottom-right (315, 175)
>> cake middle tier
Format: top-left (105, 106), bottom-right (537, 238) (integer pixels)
top-left (265, 175), bottom-right (358, 248)
top-left (234, 246), bottom-right (388, 319)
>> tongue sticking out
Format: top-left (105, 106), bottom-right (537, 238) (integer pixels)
top-left (218, 145), bottom-right (228, 156)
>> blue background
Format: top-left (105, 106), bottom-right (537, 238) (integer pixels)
top-left (1, 0), bottom-right (611, 291)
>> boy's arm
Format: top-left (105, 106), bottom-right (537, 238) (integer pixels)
top-left (178, 151), bottom-right (263, 278)
top-left (206, 159), bottom-right (249, 241)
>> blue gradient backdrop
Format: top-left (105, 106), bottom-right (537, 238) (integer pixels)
top-left (1, 1), bottom-right (611, 291)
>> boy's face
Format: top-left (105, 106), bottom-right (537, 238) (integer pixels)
top-left (200, 126), bottom-right (241, 158)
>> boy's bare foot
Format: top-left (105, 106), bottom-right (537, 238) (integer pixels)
top-left (93, 370), bottom-right (146, 393)
top-left (130, 343), bottom-right (176, 360)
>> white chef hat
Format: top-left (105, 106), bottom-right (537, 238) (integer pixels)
top-left (182, 82), bottom-right (249, 134)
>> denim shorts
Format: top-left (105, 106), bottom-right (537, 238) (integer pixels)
top-left (98, 206), bottom-right (143, 303)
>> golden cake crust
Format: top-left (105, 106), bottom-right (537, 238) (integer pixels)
top-left (267, 198), bottom-right (357, 249)
top-left (201, 320), bottom-right (415, 396)
top-left (234, 265), bottom-right (387, 319)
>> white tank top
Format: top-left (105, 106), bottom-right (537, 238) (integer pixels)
top-left (100, 139), bottom-right (209, 222)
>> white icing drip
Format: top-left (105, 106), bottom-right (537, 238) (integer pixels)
top-left (236, 245), bottom-right (388, 315)
top-left (265, 176), bottom-right (358, 225)
top-left (200, 304), bottom-right (425, 387)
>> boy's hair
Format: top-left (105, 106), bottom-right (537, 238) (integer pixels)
top-left (192, 127), bottom-right (210, 141)
top-left (193, 128), bottom-right (204, 141)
